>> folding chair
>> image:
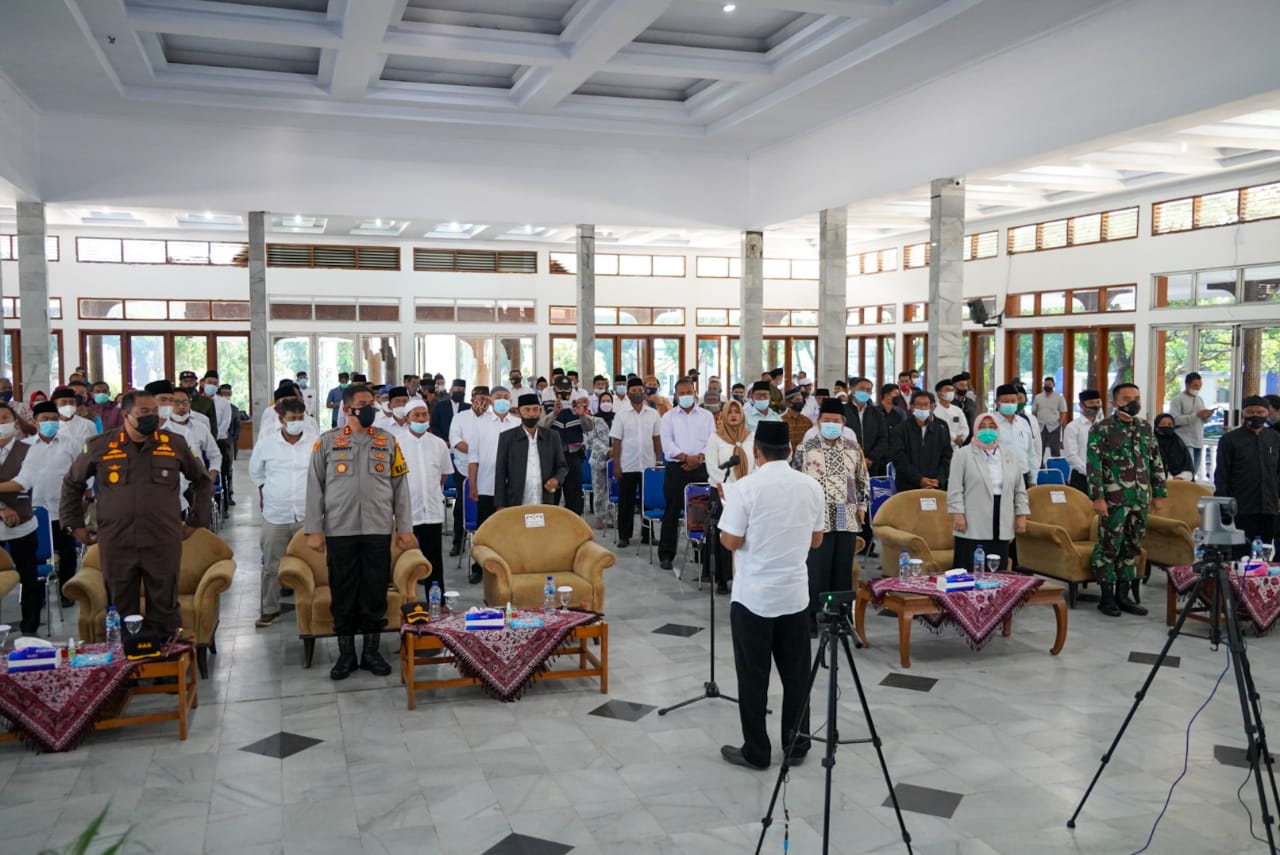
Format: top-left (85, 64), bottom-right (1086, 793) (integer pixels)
top-left (1046, 457), bottom-right (1071, 484)
top-left (458, 478), bottom-right (479, 569)
top-left (869, 476), bottom-right (895, 523)
top-left (32, 507), bottom-right (60, 629)
top-left (582, 455), bottom-right (594, 515)
top-left (640, 467), bottom-right (666, 564)
top-left (680, 483), bottom-right (713, 585)
top-left (1036, 468), bottom-right (1066, 486)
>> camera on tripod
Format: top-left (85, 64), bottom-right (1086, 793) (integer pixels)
top-left (817, 590), bottom-right (856, 623)
top-left (1196, 496), bottom-right (1246, 548)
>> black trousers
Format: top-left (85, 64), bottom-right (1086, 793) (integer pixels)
top-left (1069, 471), bottom-right (1088, 494)
top-left (325, 534), bottom-right (391, 635)
top-left (1041, 426), bottom-right (1063, 460)
top-left (660, 462), bottom-right (707, 562)
top-left (451, 465), bottom-right (467, 547)
top-left (805, 531), bottom-right (855, 629)
top-left (730, 602), bottom-right (812, 767)
top-left (51, 519), bottom-right (78, 598)
top-left (617, 471), bottom-right (642, 540)
top-left (7, 532), bottom-right (40, 634)
top-left (413, 523), bottom-right (444, 592)
top-left (561, 451), bottom-right (585, 516)
top-left (1232, 514), bottom-right (1277, 560)
top-left (471, 496), bottom-right (497, 575)
top-left (216, 439), bottom-right (234, 505)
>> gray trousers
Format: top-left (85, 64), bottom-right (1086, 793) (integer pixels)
top-left (260, 520), bottom-right (303, 616)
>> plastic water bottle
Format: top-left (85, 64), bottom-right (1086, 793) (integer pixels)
top-left (543, 576), bottom-right (556, 615)
top-left (428, 582), bottom-right (442, 622)
top-left (105, 606), bottom-right (121, 646)
top-left (973, 544), bottom-right (986, 577)
top-left (1252, 537), bottom-right (1265, 562)
top-left (1194, 543), bottom-right (1205, 565)
top-left (899, 549), bottom-right (911, 579)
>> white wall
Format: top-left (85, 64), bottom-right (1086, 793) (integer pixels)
top-left (0, 70), bottom-right (39, 200)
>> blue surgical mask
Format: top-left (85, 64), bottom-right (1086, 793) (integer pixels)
top-left (37, 422), bottom-right (59, 439)
top-left (204, 384), bottom-right (218, 396)
top-left (853, 390), bottom-right (871, 404)
top-left (615, 384), bottom-right (626, 395)
top-left (998, 403), bottom-right (1018, 416)
top-left (93, 393), bottom-right (110, 405)
top-left (492, 399), bottom-right (511, 415)
top-left (409, 421), bottom-right (430, 435)
top-left (913, 409), bottom-right (931, 422)
top-left (819, 422), bottom-right (843, 440)
top-left (753, 399), bottom-right (770, 412)
top-left (678, 395), bottom-right (695, 410)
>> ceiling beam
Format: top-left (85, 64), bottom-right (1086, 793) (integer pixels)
top-left (513, 0), bottom-right (673, 113)
top-left (382, 23), bottom-right (568, 66)
top-left (744, 0), bottom-right (904, 18)
top-left (606, 43), bottom-right (771, 82)
top-left (123, 3), bottom-right (341, 48)
top-left (324, 0), bottom-right (404, 100)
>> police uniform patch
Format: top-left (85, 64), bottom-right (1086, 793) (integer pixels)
top-left (108, 472), bottom-right (120, 484)
top-left (336, 462), bottom-right (348, 474)
top-left (375, 463), bottom-right (385, 472)
top-left (312, 440), bottom-right (320, 453)
top-left (390, 445), bottom-right (408, 477)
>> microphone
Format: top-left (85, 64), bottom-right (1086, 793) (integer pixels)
top-left (719, 455), bottom-right (740, 472)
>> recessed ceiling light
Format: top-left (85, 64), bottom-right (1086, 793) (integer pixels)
top-left (723, 3), bottom-right (736, 11)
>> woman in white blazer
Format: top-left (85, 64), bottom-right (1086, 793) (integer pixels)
top-left (947, 412), bottom-right (1030, 573)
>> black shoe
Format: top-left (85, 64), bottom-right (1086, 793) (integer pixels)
top-left (330, 636), bottom-right (358, 680)
top-left (1116, 583), bottom-right (1148, 616)
top-left (616, 539), bottom-right (630, 549)
top-left (280, 587), bottom-right (293, 598)
top-left (228, 499), bottom-right (236, 507)
top-left (720, 745), bottom-right (768, 770)
top-left (468, 566), bottom-right (482, 584)
top-left (660, 560), bottom-right (674, 571)
top-left (786, 752), bottom-right (808, 767)
top-left (1097, 582), bottom-right (1122, 618)
top-left (359, 634), bottom-right (392, 676)
top-left (716, 582), bottom-right (729, 596)
top-left (60, 597), bottom-right (74, 609)
top-left (448, 544), bottom-right (462, 557)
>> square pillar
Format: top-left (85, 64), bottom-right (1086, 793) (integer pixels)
top-left (16, 202), bottom-right (50, 397)
top-left (740, 231), bottom-right (764, 384)
top-left (248, 211), bottom-right (270, 423)
top-left (576, 225), bottom-right (595, 381)
top-left (927, 178), bottom-right (965, 383)
top-left (818, 209), bottom-right (847, 387)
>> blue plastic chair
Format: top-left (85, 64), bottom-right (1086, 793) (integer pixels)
top-left (1046, 457), bottom-right (1071, 483)
top-left (458, 477), bottom-right (480, 568)
top-left (443, 472), bottom-right (457, 500)
top-left (869, 476), bottom-right (895, 523)
top-left (33, 507), bottom-right (60, 629)
top-left (640, 467), bottom-right (666, 563)
top-left (680, 483), bottom-right (712, 584)
top-left (582, 457), bottom-right (594, 514)
top-left (1036, 468), bottom-right (1066, 486)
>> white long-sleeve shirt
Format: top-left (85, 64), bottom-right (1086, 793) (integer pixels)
top-left (1062, 413), bottom-right (1096, 477)
top-left (399, 429), bottom-right (453, 526)
top-left (1167, 390), bottom-right (1208, 449)
top-left (933, 403), bottom-right (970, 445)
top-left (249, 428), bottom-right (311, 524)
top-left (999, 414), bottom-right (1038, 480)
top-left (14, 434), bottom-right (80, 517)
top-left (448, 408), bottom-right (484, 473)
top-left (467, 411), bottom-right (521, 496)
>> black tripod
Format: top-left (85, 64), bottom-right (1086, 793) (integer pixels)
top-left (756, 592), bottom-right (913, 854)
top-left (1067, 546), bottom-right (1280, 853)
top-left (660, 465), bottom-right (737, 716)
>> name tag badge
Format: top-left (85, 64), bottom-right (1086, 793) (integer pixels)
top-left (524, 513), bottom-right (545, 529)
top-left (1051, 490), bottom-right (1067, 504)
top-left (919, 497), bottom-right (937, 511)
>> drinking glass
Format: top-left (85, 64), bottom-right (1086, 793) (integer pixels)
top-left (0, 624), bottom-right (10, 651)
top-left (444, 591), bottom-right (460, 613)
top-left (557, 586), bottom-right (573, 610)
top-left (124, 615), bottom-right (143, 638)
top-left (986, 555), bottom-right (1001, 575)
top-left (1264, 543), bottom-right (1277, 565)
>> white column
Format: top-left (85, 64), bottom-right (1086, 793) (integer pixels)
top-left (16, 202), bottom-right (50, 397)
top-left (927, 178), bottom-right (965, 383)
top-left (740, 230), bottom-right (763, 384)
top-left (248, 211), bottom-right (270, 423)
top-left (576, 225), bottom-right (595, 380)
top-left (818, 209), bottom-right (848, 387)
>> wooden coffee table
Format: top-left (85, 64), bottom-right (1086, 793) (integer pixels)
top-left (854, 581), bottom-right (1068, 668)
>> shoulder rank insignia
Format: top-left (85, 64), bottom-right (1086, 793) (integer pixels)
top-left (312, 440), bottom-right (321, 454)
top-left (390, 444), bottom-right (409, 477)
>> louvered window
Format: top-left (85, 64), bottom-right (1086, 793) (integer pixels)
top-left (903, 243), bottom-right (930, 268)
top-left (1007, 225), bottom-right (1036, 254)
top-left (1194, 190), bottom-right (1240, 228)
top-left (267, 244), bottom-right (399, 270)
top-left (414, 248), bottom-right (536, 273)
top-left (965, 231), bottom-right (998, 261)
top-left (1102, 208), bottom-right (1138, 239)
top-left (1242, 182), bottom-right (1280, 221)
top-left (1039, 220), bottom-right (1068, 249)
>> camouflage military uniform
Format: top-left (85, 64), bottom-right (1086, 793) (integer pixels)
top-left (1086, 415), bottom-right (1166, 583)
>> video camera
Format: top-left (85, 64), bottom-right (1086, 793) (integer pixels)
top-left (817, 590), bottom-right (857, 622)
top-left (1196, 496), bottom-right (1246, 548)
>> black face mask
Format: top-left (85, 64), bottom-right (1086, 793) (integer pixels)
top-left (1246, 415), bottom-right (1268, 430)
top-left (134, 414), bottom-right (160, 435)
top-left (1118, 400), bottom-right (1141, 417)
top-left (627, 392), bottom-right (645, 405)
top-left (1156, 425), bottom-right (1175, 435)
top-left (510, 377), bottom-right (521, 386)
top-left (521, 416), bottom-right (540, 428)
top-left (353, 405), bottom-right (377, 428)
top-left (645, 387), bottom-right (658, 396)
top-left (1043, 386), bottom-right (1054, 394)
top-left (1081, 405), bottom-right (1100, 417)
top-left (451, 391), bottom-right (465, 404)
top-left (790, 401), bottom-right (804, 412)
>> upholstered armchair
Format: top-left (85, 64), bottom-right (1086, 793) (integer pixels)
top-left (64, 528), bottom-right (236, 677)
top-left (872, 490), bottom-right (954, 576)
top-left (0, 548), bottom-right (20, 624)
top-left (276, 530), bottom-right (429, 668)
top-left (1144, 480), bottom-right (1212, 570)
top-left (471, 506), bottom-right (614, 614)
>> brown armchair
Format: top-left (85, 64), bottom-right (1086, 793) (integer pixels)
top-left (872, 490), bottom-right (954, 576)
top-left (276, 530), bottom-right (430, 668)
top-left (64, 528), bottom-right (236, 677)
top-left (0, 549), bottom-right (20, 625)
top-left (471, 506), bottom-right (614, 613)
top-left (1144, 480), bottom-right (1212, 570)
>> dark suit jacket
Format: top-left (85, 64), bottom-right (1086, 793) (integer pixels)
top-left (843, 402), bottom-right (888, 474)
top-left (494, 426), bottom-right (570, 508)
top-left (430, 399), bottom-right (463, 445)
top-left (888, 418), bottom-right (954, 492)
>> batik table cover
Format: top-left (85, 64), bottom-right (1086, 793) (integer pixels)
top-left (867, 574), bottom-right (1045, 650)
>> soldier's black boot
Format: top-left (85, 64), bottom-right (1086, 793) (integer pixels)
top-left (1116, 581), bottom-right (1148, 616)
top-left (359, 634), bottom-right (392, 676)
top-left (330, 635), bottom-right (358, 680)
top-left (1097, 582), bottom-right (1122, 618)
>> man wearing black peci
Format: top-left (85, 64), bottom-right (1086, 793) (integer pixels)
top-left (718, 420), bottom-right (825, 770)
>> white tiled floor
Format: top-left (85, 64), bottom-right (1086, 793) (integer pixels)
top-left (2, 462), bottom-right (1278, 854)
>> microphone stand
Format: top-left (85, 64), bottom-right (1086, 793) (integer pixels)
top-left (659, 456), bottom-right (743, 716)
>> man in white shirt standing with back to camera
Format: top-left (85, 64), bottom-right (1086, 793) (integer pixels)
top-left (249, 397), bottom-right (311, 628)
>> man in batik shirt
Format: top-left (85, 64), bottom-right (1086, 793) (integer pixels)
top-left (1087, 382), bottom-right (1166, 619)
top-left (792, 398), bottom-right (870, 636)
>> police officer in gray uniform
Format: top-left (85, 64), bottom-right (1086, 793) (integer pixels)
top-left (305, 383), bottom-right (416, 680)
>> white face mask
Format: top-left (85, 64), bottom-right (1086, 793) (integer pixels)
top-left (0, 423), bottom-right (14, 439)
top-left (284, 420), bottom-right (305, 436)
top-left (158, 405), bottom-right (173, 420)
top-left (391, 406), bottom-right (407, 419)
top-left (940, 391), bottom-right (955, 403)
top-left (169, 411), bottom-right (189, 423)
top-left (57, 404), bottom-right (76, 419)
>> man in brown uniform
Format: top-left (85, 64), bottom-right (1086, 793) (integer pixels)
top-left (305, 383), bottom-right (416, 680)
top-left (60, 390), bottom-right (213, 635)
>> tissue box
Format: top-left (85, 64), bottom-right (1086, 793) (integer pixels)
top-left (464, 608), bottom-right (506, 631)
top-left (8, 647), bottom-right (57, 672)
top-left (936, 570), bottom-right (975, 593)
